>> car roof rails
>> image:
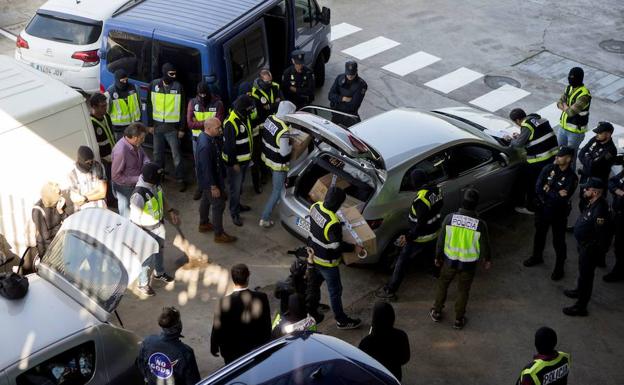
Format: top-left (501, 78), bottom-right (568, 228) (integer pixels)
top-left (113, 0), bottom-right (146, 17)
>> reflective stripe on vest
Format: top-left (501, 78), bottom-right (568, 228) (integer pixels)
top-left (560, 85), bottom-right (590, 134)
top-left (151, 92), bottom-right (181, 123)
top-left (221, 110), bottom-right (252, 163)
top-left (409, 190), bottom-right (440, 242)
top-left (110, 92), bottom-right (141, 125)
top-left (191, 109), bottom-right (217, 137)
top-left (252, 82), bottom-right (280, 105)
top-left (261, 116), bottom-right (290, 171)
top-left (90, 116), bottom-right (116, 147)
top-left (443, 214), bottom-right (481, 262)
top-left (520, 351), bottom-right (570, 385)
top-left (134, 187), bottom-right (164, 228)
top-left (310, 202), bottom-right (341, 267)
top-left (522, 119), bottom-right (559, 163)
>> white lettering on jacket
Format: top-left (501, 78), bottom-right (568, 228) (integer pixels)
top-left (450, 214), bottom-right (479, 230)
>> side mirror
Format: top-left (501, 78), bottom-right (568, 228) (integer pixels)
top-left (320, 7), bottom-right (330, 25)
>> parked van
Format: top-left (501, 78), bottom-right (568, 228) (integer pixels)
top-left (0, 55), bottom-right (97, 257)
top-left (14, 0), bottom-right (134, 94)
top-left (0, 208), bottom-right (157, 385)
top-left (99, 0), bottom-right (331, 108)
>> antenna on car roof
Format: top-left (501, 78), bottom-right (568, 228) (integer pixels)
top-left (113, 0), bottom-right (146, 17)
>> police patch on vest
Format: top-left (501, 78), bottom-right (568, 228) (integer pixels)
top-left (239, 125), bottom-right (246, 133)
top-left (113, 92), bottom-right (119, 99)
top-left (261, 96), bottom-right (267, 104)
top-left (194, 104), bottom-right (200, 112)
top-left (155, 85), bottom-right (160, 92)
top-left (311, 208), bottom-right (327, 228)
top-left (450, 214), bottom-right (479, 230)
top-left (265, 120), bottom-right (279, 136)
top-left (96, 127), bottom-right (103, 135)
top-left (542, 363), bottom-right (569, 385)
top-left (148, 352), bottom-right (174, 379)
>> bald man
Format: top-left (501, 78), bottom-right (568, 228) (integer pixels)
top-left (197, 117), bottom-right (236, 243)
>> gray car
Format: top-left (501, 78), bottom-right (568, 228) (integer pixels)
top-left (279, 106), bottom-right (524, 264)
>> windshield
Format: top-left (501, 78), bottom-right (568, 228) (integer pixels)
top-left (42, 230), bottom-right (128, 312)
top-left (26, 13), bottom-right (102, 45)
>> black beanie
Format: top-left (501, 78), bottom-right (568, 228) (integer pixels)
top-left (568, 67), bottom-right (584, 87)
top-left (162, 63), bottom-right (176, 84)
top-left (142, 162), bottom-right (162, 185)
top-left (410, 169), bottom-right (427, 190)
top-left (462, 188), bottom-right (480, 210)
top-left (324, 187), bottom-right (346, 211)
top-left (535, 327), bottom-right (557, 354)
top-left (233, 94), bottom-right (255, 115)
top-left (196, 81), bottom-right (211, 96)
top-left (76, 146), bottom-right (95, 173)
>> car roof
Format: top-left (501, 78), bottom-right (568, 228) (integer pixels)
top-left (111, 0), bottom-right (269, 41)
top-left (349, 108), bottom-right (482, 170)
top-left (39, 0), bottom-right (131, 21)
top-left (0, 275), bottom-right (99, 370)
top-left (0, 55), bottom-right (85, 134)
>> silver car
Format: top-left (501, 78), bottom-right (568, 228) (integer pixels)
top-left (1, 208), bottom-right (157, 384)
top-left (279, 106), bottom-right (524, 264)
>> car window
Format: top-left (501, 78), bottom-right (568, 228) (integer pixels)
top-left (400, 152), bottom-right (448, 191)
top-left (228, 26), bottom-right (267, 90)
top-left (154, 40), bottom-right (202, 98)
top-left (448, 145), bottom-right (494, 176)
top-left (26, 13), bottom-right (101, 45)
top-left (106, 30), bottom-right (152, 82)
top-left (16, 341), bottom-right (96, 385)
top-left (295, 0), bottom-right (312, 31)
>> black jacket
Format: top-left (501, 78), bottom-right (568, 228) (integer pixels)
top-left (281, 65), bottom-right (315, 108)
top-left (210, 289), bottom-right (272, 364)
top-left (579, 137), bottom-right (617, 183)
top-left (32, 196), bottom-right (74, 256)
top-left (137, 329), bottom-right (200, 385)
top-left (609, 170), bottom-right (624, 214)
top-left (405, 187), bottom-right (443, 242)
top-left (358, 302), bottom-right (410, 381)
top-left (328, 74), bottom-right (367, 115)
top-left (196, 132), bottom-right (226, 190)
top-left (573, 196), bottom-right (611, 248)
top-left (535, 163), bottom-right (578, 214)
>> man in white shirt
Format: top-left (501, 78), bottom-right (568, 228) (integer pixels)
top-left (69, 146), bottom-right (107, 210)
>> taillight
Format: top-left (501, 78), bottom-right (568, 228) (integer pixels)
top-left (366, 218), bottom-right (383, 230)
top-left (71, 49), bottom-right (99, 66)
top-left (16, 35), bottom-right (29, 49)
top-left (99, 83), bottom-right (106, 93)
top-left (348, 134), bottom-right (369, 153)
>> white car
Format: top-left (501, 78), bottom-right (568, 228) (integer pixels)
top-left (14, 0), bottom-right (133, 94)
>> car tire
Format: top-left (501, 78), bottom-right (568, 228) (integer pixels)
top-left (314, 53), bottom-right (325, 88)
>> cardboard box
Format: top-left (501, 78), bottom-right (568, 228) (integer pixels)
top-left (341, 194), bottom-right (364, 212)
top-left (338, 206), bottom-right (377, 265)
top-left (308, 174), bottom-right (350, 202)
top-left (290, 128), bottom-right (313, 161)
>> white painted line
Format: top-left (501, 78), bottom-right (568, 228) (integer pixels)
top-left (425, 67), bottom-right (484, 93)
top-left (536, 103), bottom-right (561, 128)
top-left (342, 36), bottom-right (400, 60)
top-left (330, 23), bottom-right (362, 41)
top-left (381, 51), bottom-right (441, 76)
top-left (469, 84), bottom-right (530, 112)
top-left (0, 28), bottom-right (17, 42)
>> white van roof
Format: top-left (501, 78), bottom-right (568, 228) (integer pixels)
top-left (0, 275), bottom-right (100, 370)
top-left (38, 0), bottom-right (131, 21)
top-left (0, 55), bottom-right (85, 134)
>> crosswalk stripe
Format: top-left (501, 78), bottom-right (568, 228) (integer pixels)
top-left (425, 67), bottom-right (484, 94)
top-left (381, 51), bottom-right (440, 76)
top-left (342, 37), bottom-right (400, 60)
top-left (536, 103), bottom-right (561, 128)
top-left (330, 23), bottom-right (362, 41)
top-left (469, 84), bottom-right (530, 112)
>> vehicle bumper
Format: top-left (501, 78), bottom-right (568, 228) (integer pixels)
top-left (15, 51), bottom-right (100, 93)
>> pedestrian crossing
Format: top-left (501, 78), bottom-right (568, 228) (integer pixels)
top-left (330, 23), bottom-right (622, 133)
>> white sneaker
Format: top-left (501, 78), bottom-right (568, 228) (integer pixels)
top-left (514, 206), bottom-right (535, 215)
top-left (259, 219), bottom-right (274, 228)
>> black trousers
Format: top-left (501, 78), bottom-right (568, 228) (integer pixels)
top-left (575, 243), bottom-right (599, 309)
top-left (532, 208), bottom-right (568, 266)
top-left (516, 160), bottom-right (550, 209)
top-left (250, 135), bottom-right (269, 191)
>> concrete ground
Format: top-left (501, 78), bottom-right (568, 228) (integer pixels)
top-left (2, 0), bottom-right (624, 384)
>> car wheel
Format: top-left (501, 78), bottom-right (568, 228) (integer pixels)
top-left (314, 53), bottom-right (325, 88)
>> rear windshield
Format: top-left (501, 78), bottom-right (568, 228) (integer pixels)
top-left (26, 13), bottom-right (102, 45)
top-left (42, 230), bottom-right (128, 313)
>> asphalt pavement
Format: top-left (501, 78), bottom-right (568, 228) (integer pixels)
top-left (2, 0), bottom-right (624, 384)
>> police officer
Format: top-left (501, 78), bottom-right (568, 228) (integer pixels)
top-left (106, 69), bottom-right (142, 141)
top-left (147, 63), bottom-right (187, 192)
top-left (578, 121), bottom-right (617, 188)
top-left (130, 163), bottom-right (178, 296)
top-left (516, 327), bottom-right (570, 385)
top-left (251, 69), bottom-right (283, 122)
top-left (524, 146), bottom-right (578, 281)
top-left (282, 50), bottom-right (315, 109)
top-left (306, 187), bottom-right (363, 330)
top-left (509, 108), bottom-right (559, 214)
top-left (238, 81), bottom-right (266, 195)
top-left (605, 169), bottom-right (624, 282)
top-left (376, 169), bottom-right (443, 300)
top-left (328, 61), bottom-right (368, 118)
top-left (556, 67), bottom-right (591, 169)
top-left (137, 307), bottom-right (200, 385)
top-left (563, 177), bottom-right (611, 316)
top-left (430, 189), bottom-right (491, 330)
top-left (222, 94), bottom-right (256, 227)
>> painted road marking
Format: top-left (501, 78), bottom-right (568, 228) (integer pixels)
top-left (342, 36), bottom-right (400, 60)
top-left (425, 67), bottom-right (484, 94)
top-left (382, 51), bottom-right (440, 76)
top-left (536, 103), bottom-right (562, 128)
top-left (470, 84), bottom-right (530, 112)
top-left (330, 23), bottom-right (362, 41)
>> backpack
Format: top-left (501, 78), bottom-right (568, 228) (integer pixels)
top-left (0, 255), bottom-right (29, 300)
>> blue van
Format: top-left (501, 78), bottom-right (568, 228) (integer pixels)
top-left (99, 0), bottom-right (331, 107)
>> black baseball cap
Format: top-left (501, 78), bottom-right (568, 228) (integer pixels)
top-left (556, 146), bottom-right (574, 157)
top-left (345, 61), bottom-right (358, 76)
top-left (291, 50), bottom-right (305, 64)
top-left (582, 177), bottom-right (605, 190)
top-left (593, 121), bottom-right (614, 134)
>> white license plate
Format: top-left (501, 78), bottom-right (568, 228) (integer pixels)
top-left (31, 63), bottom-right (63, 77)
top-left (296, 216), bottom-right (310, 232)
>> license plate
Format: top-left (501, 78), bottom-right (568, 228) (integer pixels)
top-left (31, 63), bottom-right (63, 77)
top-left (296, 216), bottom-right (310, 232)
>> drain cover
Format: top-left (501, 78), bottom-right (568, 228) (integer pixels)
top-left (484, 75), bottom-right (521, 89)
top-left (599, 40), bottom-right (624, 54)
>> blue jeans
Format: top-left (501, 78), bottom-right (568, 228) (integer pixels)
top-left (557, 128), bottom-right (585, 171)
top-left (153, 129), bottom-right (184, 182)
top-left (112, 182), bottom-right (134, 218)
top-left (226, 163), bottom-right (249, 217)
top-left (138, 225), bottom-right (165, 287)
top-left (315, 264), bottom-right (347, 322)
top-left (261, 170), bottom-right (286, 221)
